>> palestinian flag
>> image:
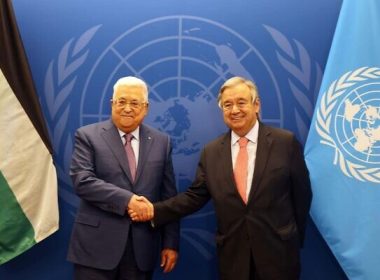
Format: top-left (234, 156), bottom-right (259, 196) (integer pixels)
top-left (0, 0), bottom-right (59, 264)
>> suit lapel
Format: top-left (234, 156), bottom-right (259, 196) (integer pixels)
top-left (101, 120), bottom-right (134, 183)
top-left (135, 124), bottom-right (154, 183)
top-left (248, 124), bottom-right (273, 202)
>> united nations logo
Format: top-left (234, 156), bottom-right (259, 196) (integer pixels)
top-left (43, 14), bottom-right (317, 266)
top-left (316, 67), bottom-right (380, 183)
top-left (76, 16), bottom-right (284, 261)
top-left (80, 15), bottom-right (283, 179)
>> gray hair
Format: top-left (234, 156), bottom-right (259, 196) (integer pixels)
top-left (112, 76), bottom-right (149, 102)
top-left (217, 76), bottom-right (259, 108)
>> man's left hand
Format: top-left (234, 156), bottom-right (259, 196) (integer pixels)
top-left (160, 248), bottom-right (178, 273)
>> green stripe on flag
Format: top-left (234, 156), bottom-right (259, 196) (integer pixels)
top-left (0, 170), bottom-right (35, 264)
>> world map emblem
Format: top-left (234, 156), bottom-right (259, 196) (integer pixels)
top-left (61, 16), bottom-right (285, 262)
top-left (316, 67), bottom-right (380, 183)
top-left (43, 16), bottom-right (291, 263)
top-left (80, 15), bottom-right (283, 181)
top-left (41, 14), bottom-right (315, 273)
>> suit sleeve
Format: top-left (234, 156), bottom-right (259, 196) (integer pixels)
top-left (70, 128), bottom-right (133, 216)
top-left (160, 136), bottom-right (180, 250)
top-left (290, 136), bottom-right (312, 247)
top-left (154, 148), bottom-right (211, 227)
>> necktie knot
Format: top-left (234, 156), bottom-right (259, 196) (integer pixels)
top-left (238, 137), bottom-right (249, 148)
top-left (125, 133), bottom-right (133, 143)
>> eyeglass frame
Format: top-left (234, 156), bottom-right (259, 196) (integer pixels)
top-left (221, 98), bottom-right (258, 111)
top-left (110, 98), bottom-right (148, 110)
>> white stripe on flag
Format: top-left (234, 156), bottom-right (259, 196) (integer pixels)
top-left (0, 69), bottom-right (58, 243)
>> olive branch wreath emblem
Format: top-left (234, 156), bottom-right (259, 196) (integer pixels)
top-left (43, 25), bottom-right (102, 209)
top-left (315, 67), bottom-right (380, 183)
top-left (265, 27), bottom-right (380, 183)
top-left (265, 25), bottom-right (322, 144)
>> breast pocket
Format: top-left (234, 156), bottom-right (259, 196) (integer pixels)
top-left (268, 165), bottom-right (289, 178)
top-left (145, 161), bottom-right (164, 175)
top-left (142, 161), bottom-right (164, 185)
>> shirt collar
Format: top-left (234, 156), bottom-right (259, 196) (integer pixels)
top-left (118, 126), bottom-right (140, 141)
top-left (231, 121), bottom-right (259, 145)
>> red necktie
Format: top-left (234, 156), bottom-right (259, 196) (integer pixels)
top-left (124, 134), bottom-right (136, 181)
top-left (234, 137), bottom-right (249, 204)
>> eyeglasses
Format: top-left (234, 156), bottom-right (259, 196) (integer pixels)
top-left (221, 100), bottom-right (251, 111)
top-left (111, 99), bottom-right (147, 110)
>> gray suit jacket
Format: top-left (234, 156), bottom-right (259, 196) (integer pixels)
top-left (154, 124), bottom-right (312, 280)
top-left (67, 120), bottom-right (179, 271)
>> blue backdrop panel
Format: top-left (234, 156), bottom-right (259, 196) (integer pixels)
top-left (0, 0), bottom-right (346, 279)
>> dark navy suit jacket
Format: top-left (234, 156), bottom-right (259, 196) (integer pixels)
top-left (67, 120), bottom-right (179, 271)
top-left (154, 124), bottom-right (312, 280)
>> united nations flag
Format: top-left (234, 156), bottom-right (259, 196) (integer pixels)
top-left (305, 0), bottom-right (380, 279)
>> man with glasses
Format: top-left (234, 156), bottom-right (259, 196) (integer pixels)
top-left (67, 76), bottom-right (179, 279)
top-left (130, 76), bottom-right (312, 280)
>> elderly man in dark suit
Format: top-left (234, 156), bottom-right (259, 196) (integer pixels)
top-left (67, 76), bottom-right (179, 280)
top-left (130, 76), bottom-right (312, 280)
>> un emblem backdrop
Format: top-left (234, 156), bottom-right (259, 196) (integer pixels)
top-left (0, 0), bottom-right (344, 279)
top-left (315, 67), bottom-right (380, 180)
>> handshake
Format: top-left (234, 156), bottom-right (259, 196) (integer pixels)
top-left (127, 195), bottom-right (154, 222)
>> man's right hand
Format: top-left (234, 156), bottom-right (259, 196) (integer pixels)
top-left (127, 195), bottom-right (154, 221)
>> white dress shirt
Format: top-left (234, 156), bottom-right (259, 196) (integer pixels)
top-left (231, 121), bottom-right (259, 201)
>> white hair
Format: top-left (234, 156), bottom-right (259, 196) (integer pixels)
top-left (112, 76), bottom-right (149, 102)
top-left (217, 76), bottom-right (259, 108)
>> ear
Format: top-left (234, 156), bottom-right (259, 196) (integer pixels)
top-left (254, 98), bottom-right (261, 113)
top-left (144, 103), bottom-right (149, 115)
